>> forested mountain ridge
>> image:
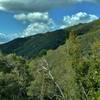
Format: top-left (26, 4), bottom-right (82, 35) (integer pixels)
top-left (0, 19), bottom-right (100, 58)
top-left (0, 19), bottom-right (100, 100)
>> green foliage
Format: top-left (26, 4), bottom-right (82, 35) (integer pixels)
top-left (38, 49), bottom-right (47, 57)
top-left (0, 19), bottom-right (100, 99)
top-left (0, 53), bottom-right (31, 99)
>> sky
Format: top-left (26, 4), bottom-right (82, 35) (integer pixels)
top-left (0, 0), bottom-right (100, 43)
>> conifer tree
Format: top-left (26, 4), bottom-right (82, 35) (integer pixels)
top-left (66, 30), bottom-right (88, 100)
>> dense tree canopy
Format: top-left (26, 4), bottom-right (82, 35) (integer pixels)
top-left (0, 30), bottom-right (100, 100)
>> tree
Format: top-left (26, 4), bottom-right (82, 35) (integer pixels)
top-left (0, 53), bottom-right (30, 99)
top-left (85, 40), bottom-right (100, 100)
top-left (39, 58), bottom-right (65, 100)
top-left (91, 40), bottom-right (100, 57)
top-left (67, 30), bottom-right (82, 64)
top-left (66, 30), bottom-right (88, 100)
top-left (39, 49), bottom-right (47, 57)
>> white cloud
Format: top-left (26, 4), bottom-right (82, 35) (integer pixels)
top-left (21, 12), bottom-right (98, 37)
top-left (0, 32), bottom-right (6, 36)
top-left (22, 22), bottom-right (55, 37)
top-left (0, 0), bottom-right (99, 12)
top-left (0, 32), bottom-right (8, 43)
top-left (14, 12), bottom-right (51, 23)
top-left (60, 12), bottom-right (98, 28)
top-left (0, 12), bottom-right (98, 43)
top-left (0, 32), bottom-right (19, 43)
top-left (19, 12), bottom-right (56, 37)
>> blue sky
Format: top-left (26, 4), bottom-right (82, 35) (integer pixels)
top-left (0, 0), bottom-right (100, 43)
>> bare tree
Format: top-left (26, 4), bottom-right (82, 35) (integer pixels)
top-left (39, 58), bottom-right (65, 100)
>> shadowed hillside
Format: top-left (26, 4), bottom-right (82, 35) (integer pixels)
top-left (0, 19), bottom-right (100, 100)
top-left (0, 19), bottom-right (100, 58)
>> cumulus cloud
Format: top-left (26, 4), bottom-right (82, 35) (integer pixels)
top-left (0, 32), bottom-right (8, 43)
top-left (0, 0), bottom-right (99, 12)
top-left (0, 32), bottom-right (19, 43)
top-left (14, 12), bottom-right (56, 37)
top-left (22, 22), bottom-right (55, 37)
top-left (60, 12), bottom-right (98, 28)
top-left (0, 32), bottom-right (5, 36)
top-left (14, 12), bottom-right (51, 23)
top-left (0, 11), bottom-right (98, 43)
top-left (21, 12), bottom-right (98, 37)
top-left (19, 12), bottom-right (56, 37)
top-left (0, 0), bottom-right (99, 43)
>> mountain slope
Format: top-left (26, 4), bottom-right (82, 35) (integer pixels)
top-left (0, 30), bottom-right (67, 58)
top-left (0, 19), bottom-right (100, 100)
top-left (0, 19), bottom-right (100, 58)
top-left (27, 24), bottom-right (100, 99)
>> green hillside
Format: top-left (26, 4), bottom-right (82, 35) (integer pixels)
top-left (0, 19), bottom-right (100, 58)
top-left (0, 30), bottom-right (67, 58)
top-left (0, 19), bottom-right (100, 100)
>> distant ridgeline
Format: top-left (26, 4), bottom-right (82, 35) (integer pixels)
top-left (0, 19), bottom-right (100, 100)
top-left (0, 19), bottom-right (100, 59)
